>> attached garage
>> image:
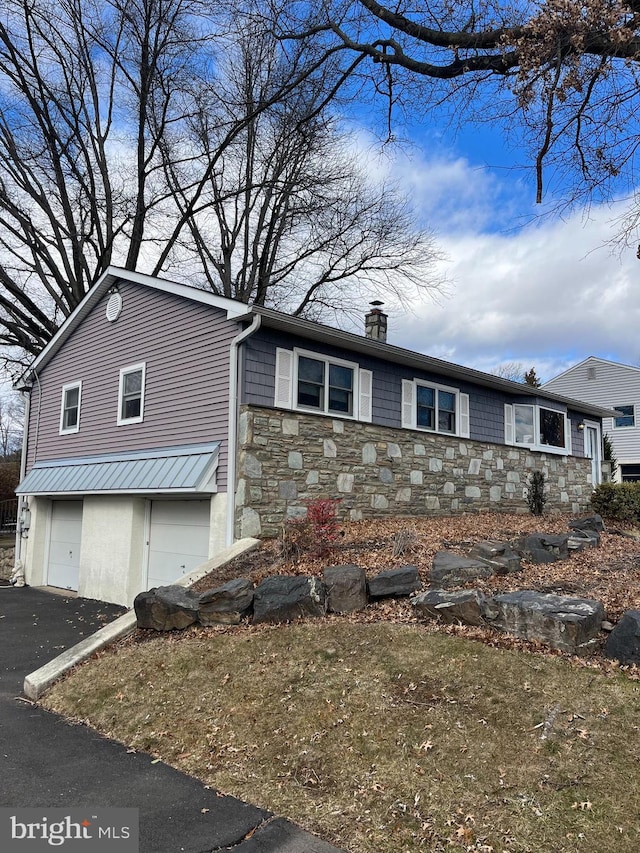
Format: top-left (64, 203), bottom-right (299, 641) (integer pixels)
top-left (147, 499), bottom-right (211, 589)
top-left (17, 442), bottom-right (222, 605)
top-left (47, 500), bottom-right (83, 591)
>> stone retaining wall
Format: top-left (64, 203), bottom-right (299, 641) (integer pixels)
top-left (0, 545), bottom-right (15, 581)
top-left (235, 406), bottom-right (593, 538)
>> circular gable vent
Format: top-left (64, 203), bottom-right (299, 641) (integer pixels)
top-left (106, 289), bottom-right (123, 322)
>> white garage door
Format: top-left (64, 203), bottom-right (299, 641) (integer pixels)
top-left (147, 499), bottom-right (211, 589)
top-left (48, 501), bottom-right (83, 591)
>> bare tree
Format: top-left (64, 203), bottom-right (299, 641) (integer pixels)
top-left (0, 0), bottom-right (440, 369)
top-left (160, 19), bottom-right (441, 322)
top-left (491, 361), bottom-right (526, 383)
top-left (286, 1), bottom-right (640, 210)
top-left (0, 0), bottom-right (221, 365)
top-left (0, 392), bottom-right (23, 457)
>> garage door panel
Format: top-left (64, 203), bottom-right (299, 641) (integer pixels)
top-left (151, 501), bottom-right (210, 526)
top-left (48, 501), bottom-right (83, 591)
top-left (147, 500), bottom-right (211, 589)
top-left (149, 525), bottom-right (210, 556)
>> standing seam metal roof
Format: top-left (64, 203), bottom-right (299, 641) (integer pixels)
top-left (16, 443), bottom-right (220, 496)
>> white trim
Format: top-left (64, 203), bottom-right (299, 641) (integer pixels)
top-left (409, 378), bottom-right (463, 436)
top-left (274, 348), bottom-right (294, 409)
top-left (612, 403), bottom-right (636, 429)
top-left (459, 393), bottom-right (470, 438)
top-left (584, 419), bottom-right (602, 486)
top-left (59, 381), bottom-right (82, 435)
top-left (292, 347), bottom-right (360, 419)
top-left (358, 369), bottom-right (373, 423)
top-left (509, 402), bottom-right (571, 456)
top-left (504, 403), bottom-right (514, 445)
top-left (117, 362), bottom-right (146, 426)
top-left (401, 379), bottom-right (415, 429)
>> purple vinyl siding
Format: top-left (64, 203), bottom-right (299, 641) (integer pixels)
top-left (25, 281), bottom-right (239, 490)
top-left (243, 328), bottom-right (506, 441)
top-left (242, 329), bottom-right (596, 455)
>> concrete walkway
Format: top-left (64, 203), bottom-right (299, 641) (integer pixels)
top-left (0, 586), bottom-right (343, 852)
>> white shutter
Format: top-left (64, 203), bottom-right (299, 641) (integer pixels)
top-left (402, 380), bottom-right (415, 429)
top-left (459, 393), bottom-right (470, 438)
top-left (274, 348), bottom-right (293, 409)
top-left (504, 403), bottom-right (514, 445)
top-left (358, 369), bottom-right (373, 422)
top-left (566, 416), bottom-right (572, 454)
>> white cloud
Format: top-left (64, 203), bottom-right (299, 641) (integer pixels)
top-left (374, 150), bottom-right (640, 383)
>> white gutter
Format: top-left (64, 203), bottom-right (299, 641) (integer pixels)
top-left (226, 314), bottom-right (262, 547)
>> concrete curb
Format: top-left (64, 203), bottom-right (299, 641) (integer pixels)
top-left (23, 537), bottom-right (261, 701)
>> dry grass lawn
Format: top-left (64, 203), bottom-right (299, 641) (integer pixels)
top-left (42, 513), bottom-right (640, 853)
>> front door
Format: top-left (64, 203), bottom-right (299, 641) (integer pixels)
top-left (584, 423), bottom-right (602, 487)
top-left (47, 500), bottom-right (83, 590)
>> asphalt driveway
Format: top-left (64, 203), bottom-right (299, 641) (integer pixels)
top-left (0, 586), bottom-right (342, 852)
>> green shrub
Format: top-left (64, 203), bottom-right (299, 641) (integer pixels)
top-left (591, 482), bottom-right (640, 522)
top-left (526, 470), bottom-right (547, 516)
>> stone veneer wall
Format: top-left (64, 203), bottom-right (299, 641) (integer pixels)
top-left (235, 405), bottom-right (593, 538)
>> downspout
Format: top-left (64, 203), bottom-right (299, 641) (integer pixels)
top-left (14, 386), bottom-right (31, 570)
top-left (226, 313), bottom-right (262, 547)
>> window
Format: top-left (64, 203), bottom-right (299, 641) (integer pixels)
top-left (506, 403), bottom-right (569, 454)
top-left (614, 405), bottom-right (635, 428)
top-left (59, 382), bottom-right (81, 434)
top-left (117, 363), bottom-right (146, 425)
top-left (621, 464), bottom-right (640, 482)
top-left (296, 352), bottom-right (356, 416)
top-left (416, 384), bottom-right (456, 434)
top-left (402, 379), bottom-right (470, 438)
top-left (274, 348), bottom-right (372, 422)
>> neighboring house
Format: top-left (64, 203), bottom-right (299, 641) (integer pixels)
top-left (544, 356), bottom-right (640, 483)
top-left (14, 268), bottom-right (612, 606)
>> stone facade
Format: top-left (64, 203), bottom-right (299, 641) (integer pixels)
top-left (235, 406), bottom-right (593, 538)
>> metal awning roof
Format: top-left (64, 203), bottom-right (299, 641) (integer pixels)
top-left (16, 442), bottom-right (220, 496)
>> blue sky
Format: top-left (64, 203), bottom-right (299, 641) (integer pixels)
top-left (347, 97), bottom-right (640, 383)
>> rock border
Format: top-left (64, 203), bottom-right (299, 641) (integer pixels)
top-left (133, 514), bottom-right (640, 660)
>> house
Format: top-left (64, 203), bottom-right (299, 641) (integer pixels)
top-left (14, 268), bottom-right (613, 606)
top-left (544, 356), bottom-right (640, 483)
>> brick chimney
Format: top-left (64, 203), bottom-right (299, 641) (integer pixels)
top-left (365, 301), bottom-right (387, 343)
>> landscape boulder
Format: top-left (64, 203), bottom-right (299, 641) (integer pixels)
top-left (134, 585), bottom-right (201, 631)
top-left (513, 533), bottom-right (570, 564)
top-left (323, 565), bottom-right (368, 613)
top-left (604, 610), bottom-right (640, 664)
top-left (367, 565), bottom-right (421, 599)
top-left (252, 575), bottom-right (327, 624)
top-left (198, 578), bottom-right (254, 625)
top-left (487, 590), bottom-right (605, 653)
top-left (430, 551), bottom-right (494, 588)
top-left (412, 588), bottom-right (496, 626)
top-left (468, 540), bottom-right (521, 575)
top-left (567, 528), bottom-right (601, 551)
top-left (569, 514), bottom-right (605, 533)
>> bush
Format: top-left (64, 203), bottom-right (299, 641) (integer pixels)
top-left (526, 471), bottom-right (547, 516)
top-left (591, 482), bottom-right (640, 522)
top-left (279, 498), bottom-right (342, 560)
